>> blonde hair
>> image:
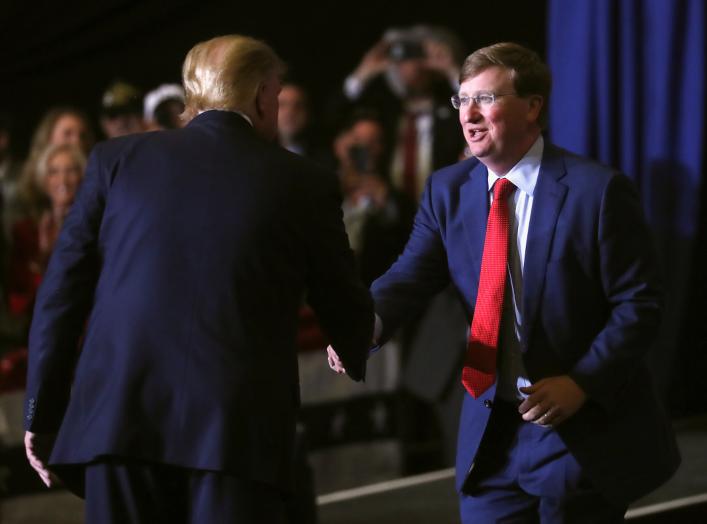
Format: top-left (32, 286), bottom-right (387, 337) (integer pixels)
top-left (27, 107), bottom-right (93, 159)
top-left (35, 143), bottom-right (86, 190)
top-left (19, 107), bottom-right (93, 218)
top-left (181, 35), bottom-right (285, 121)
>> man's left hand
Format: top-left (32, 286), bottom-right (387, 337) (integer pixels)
top-left (518, 376), bottom-right (587, 427)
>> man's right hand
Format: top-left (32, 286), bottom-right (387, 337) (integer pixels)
top-left (326, 345), bottom-right (346, 374)
top-left (327, 315), bottom-right (381, 375)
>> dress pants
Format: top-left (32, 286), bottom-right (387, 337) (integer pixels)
top-left (84, 456), bottom-right (288, 524)
top-left (459, 400), bottom-right (627, 524)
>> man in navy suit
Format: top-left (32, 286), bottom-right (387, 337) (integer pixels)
top-left (329, 42), bottom-right (679, 522)
top-left (24, 35), bottom-right (374, 523)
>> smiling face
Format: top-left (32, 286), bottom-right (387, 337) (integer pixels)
top-left (44, 150), bottom-right (83, 208)
top-left (458, 66), bottom-right (542, 175)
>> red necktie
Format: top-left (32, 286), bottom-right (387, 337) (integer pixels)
top-left (462, 177), bottom-right (516, 398)
top-left (402, 113), bottom-right (418, 201)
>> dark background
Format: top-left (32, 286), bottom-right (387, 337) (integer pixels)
top-left (0, 0), bottom-right (547, 155)
top-left (3, 1), bottom-right (706, 418)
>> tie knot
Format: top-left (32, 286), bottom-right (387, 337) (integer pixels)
top-left (493, 177), bottom-right (516, 201)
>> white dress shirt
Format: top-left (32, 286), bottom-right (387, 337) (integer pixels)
top-left (373, 136), bottom-right (544, 402)
top-left (487, 135), bottom-right (544, 402)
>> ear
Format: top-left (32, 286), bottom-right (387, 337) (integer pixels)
top-left (254, 82), bottom-right (268, 119)
top-left (527, 95), bottom-right (544, 124)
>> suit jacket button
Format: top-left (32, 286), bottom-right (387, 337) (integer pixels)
top-left (483, 400), bottom-right (493, 409)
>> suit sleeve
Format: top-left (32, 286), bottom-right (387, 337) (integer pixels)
top-left (371, 176), bottom-right (451, 345)
top-left (569, 174), bottom-right (663, 410)
top-left (24, 145), bottom-right (108, 432)
top-left (303, 167), bottom-right (374, 382)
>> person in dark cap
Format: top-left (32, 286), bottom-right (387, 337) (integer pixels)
top-left (99, 80), bottom-right (145, 138)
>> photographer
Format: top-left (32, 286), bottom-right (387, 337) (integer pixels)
top-left (344, 26), bottom-right (462, 102)
top-left (334, 113), bottom-right (415, 286)
top-left (338, 26), bottom-right (466, 202)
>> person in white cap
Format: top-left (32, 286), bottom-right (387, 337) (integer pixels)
top-left (143, 83), bottom-right (186, 131)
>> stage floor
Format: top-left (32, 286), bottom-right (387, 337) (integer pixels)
top-left (316, 415), bottom-right (707, 523)
top-left (2, 416), bottom-right (706, 523)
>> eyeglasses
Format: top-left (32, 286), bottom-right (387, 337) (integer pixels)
top-left (450, 92), bottom-right (517, 110)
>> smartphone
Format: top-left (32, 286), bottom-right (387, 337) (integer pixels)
top-left (349, 145), bottom-right (371, 173)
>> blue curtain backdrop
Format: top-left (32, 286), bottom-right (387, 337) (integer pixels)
top-left (547, 0), bottom-right (706, 414)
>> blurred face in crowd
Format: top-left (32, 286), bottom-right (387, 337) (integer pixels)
top-left (458, 66), bottom-right (542, 175)
top-left (395, 57), bottom-right (434, 97)
top-left (44, 150), bottom-right (83, 208)
top-left (277, 85), bottom-right (309, 141)
top-left (335, 118), bottom-right (386, 179)
top-left (349, 119), bottom-right (385, 164)
top-left (51, 114), bottom-right (91, 153)
top-left (100, 113), bottom-right (145, 139)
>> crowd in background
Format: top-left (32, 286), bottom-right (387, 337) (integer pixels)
top-left (0, 25), bottom-right (472, 498)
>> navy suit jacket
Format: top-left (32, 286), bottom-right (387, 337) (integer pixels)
top-left (371, 143), bottom-right (679, 505)
top-left (24, 110), bottom-right (373, 493)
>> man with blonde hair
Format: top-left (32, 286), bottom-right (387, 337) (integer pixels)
top-left (24, 34), bottom-right (373, 523)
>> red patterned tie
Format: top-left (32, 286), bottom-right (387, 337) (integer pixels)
top-left (462, 177), bottom-right (516, 398)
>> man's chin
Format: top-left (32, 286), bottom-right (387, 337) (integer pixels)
top-left (467, 146), bottom-right (489, 160)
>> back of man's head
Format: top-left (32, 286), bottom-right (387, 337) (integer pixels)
top-left (182, 35), bottom-right (285, 121)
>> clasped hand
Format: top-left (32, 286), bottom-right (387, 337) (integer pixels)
top-left (326, 345), bottom-right (346, 374)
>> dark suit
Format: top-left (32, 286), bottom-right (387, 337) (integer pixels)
top-left (24, 110), bottom-right (373, 518)
top-left (371, 143), bottom-right (679, 509)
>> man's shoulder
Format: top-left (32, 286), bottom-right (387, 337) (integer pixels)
top-left (545, 143), bottom-right (622, 182)
top-left (91, 130), bottom-right (161, 161)
top-left (429, 156), bottom-right (480, 188)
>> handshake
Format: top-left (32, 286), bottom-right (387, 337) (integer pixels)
top-left (326, 314), bottom-right (382, 375)
top-left (326, 345), bottom-right (347, 374)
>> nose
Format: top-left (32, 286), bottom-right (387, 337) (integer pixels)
top-left (66, 133), bottom-right (81, 147)
top-left (459, 102), bottom-right (481, 123)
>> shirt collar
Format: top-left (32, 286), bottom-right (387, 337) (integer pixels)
top-left (233, 110), bottom-right (253, 127)
top-left (198, 109), bottom-right (253, 127)
top-left (487, 135), bottom-right (544, 197)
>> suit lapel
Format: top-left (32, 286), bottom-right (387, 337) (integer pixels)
top-left (522, 145), bottom-right (568, 346)
top-left (460, 161), bottom-right (490, 293)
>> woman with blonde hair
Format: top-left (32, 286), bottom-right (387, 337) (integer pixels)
top-left (8, 143), bottom-right (86, 319)
top-left (13, 107), bottom-right (93, 226)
